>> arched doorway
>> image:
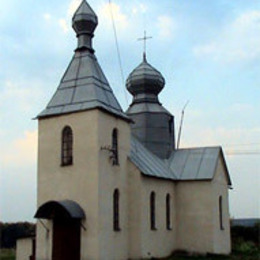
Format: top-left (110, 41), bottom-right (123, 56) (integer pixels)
top-left (35, 200), bottom-right (85, 260)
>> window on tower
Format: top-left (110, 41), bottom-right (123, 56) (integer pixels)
top-left (150, 191), bottom-right (156, 230)
top-left (112, 128), bottom-right (119, 165)
top-left (166, 193), bottom-right (171, 230)
top-left (61, 126), bottom-right (73, 166)
top-left (113, 189), bottom-right (120, 231)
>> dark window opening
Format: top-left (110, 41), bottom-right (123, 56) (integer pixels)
top-left (219, 196), bottom-right (224, 230)
top-left (150, 192), bottom-right (156, 230)
top-left (112, 129), bottom-right (119, 165)
top-left (113, 189), bottom-right (120, 231)
top-left (168, 116), bottom-right (173, 134)
top-left (166, 194), bottom-right (171, 230)
top-left (61, 126), bottom-right (73, 166)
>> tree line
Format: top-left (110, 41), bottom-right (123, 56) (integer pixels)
top-left (0, 222), bottom-right (36, 248)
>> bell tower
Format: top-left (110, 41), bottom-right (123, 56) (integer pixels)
top-left (35, 1), bottom-right (130, 260)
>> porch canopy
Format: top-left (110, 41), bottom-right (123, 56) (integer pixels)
top-left (34, 200), bottom-right (85, 219)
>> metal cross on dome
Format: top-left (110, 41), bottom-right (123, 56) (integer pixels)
top-left (138, 30), bottom-right (152, 59)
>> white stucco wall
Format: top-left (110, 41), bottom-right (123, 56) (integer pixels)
top-left (36, 110), bottom-right (131, 260)
top-left (176, 181), bottom-right (214, 254)
top-left (139, 176), bottom-right (176, 259)
top-left (175, 156), bottom-right (231, 255)
top-left (16, 237), bottom-right (33, 260)
top-left (37, 110), bottom-right (101, 260)
top-left (212, 157), bottom-right (231, 254)
top-left (127, 163), bottom-right (176, 259)
top-left (97, 111), bottom-right (131, 260)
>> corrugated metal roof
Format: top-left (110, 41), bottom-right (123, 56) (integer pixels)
top-left (130, 139), bottom-right (231, 184)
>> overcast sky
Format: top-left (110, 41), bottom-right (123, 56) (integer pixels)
top-left (0, 0), bottom-right (259, 222)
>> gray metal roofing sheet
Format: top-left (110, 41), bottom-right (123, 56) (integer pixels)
top-left (34, 200), bottom-right (85, 219)
top-left (38, 51), bottom-right (129, 121)
top-left (127, 103), bottom-right (171, 114)
top-left (73, 0), bottom-right (97, 20)
top-left (197, 148), bottom-right (219, 179)
top-left (168, 147), bottom-right (221, 181)
top-left (129, 139), bottom-right (230, 183)
top-left (59, 200), bottom-right (86, 219)
top-left (129, 136), bottom-right (177, 180)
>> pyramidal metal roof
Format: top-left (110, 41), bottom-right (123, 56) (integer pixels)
top-left (38, 1), bottom-right (128, 121)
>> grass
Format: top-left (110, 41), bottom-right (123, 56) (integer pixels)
top-left (0, 249), bottom-right (15, 260)
top-left (164, 251), bottom-right (260, 260)
top-left (0, 242), bottom-right (259, 260)
top-left (0, 249), bottom-right (259, 260)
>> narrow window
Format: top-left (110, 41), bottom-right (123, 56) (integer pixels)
top-left (166, 194), bottom-right (171, 230)
top-left (219, 196), bottom-right (224, 230)
top-left (61, 126), bottom-right (73, 166)
top-left (168, 116), bottom-right (173, 134)
top-left (150, 192), bottom-right (156, 230)
top-left (113, 189), bottom-right (120, 231)
top-left (112, 129), bottom-right (119, 165)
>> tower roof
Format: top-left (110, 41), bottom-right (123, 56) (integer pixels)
top-left (38, 1), bottom-right (128, 121)
top-left (126, 55), bottom-right (165, 96)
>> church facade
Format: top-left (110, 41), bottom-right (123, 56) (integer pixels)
top-left (33, 1), bottom-right (232, 260)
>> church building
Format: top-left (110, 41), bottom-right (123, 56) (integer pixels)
top-left (31, 1), bottom-right (232, 259)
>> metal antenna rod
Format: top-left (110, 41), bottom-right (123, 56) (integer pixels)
top-left (177, 100), bottom-right (189, 149)
top-left (108, 0), bottom-right (129, 105)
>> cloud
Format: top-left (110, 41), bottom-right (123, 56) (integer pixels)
top-left (0, 80), bottom-right (43, 113)
top-left (2, 130), bottom-right (37, 166)
top-left (43, 13), bottom-right (51, 21)
top-left (59, 18), bottom-right (69, 33)
top-left (68, 0), bottom-right (81, 17)
top-left (230, 103), bottom-right (254, 113)
top-left (193, 10), bottom-right (260, 63)
top-left (98, 2), bottom-right (128, 30)
top-left (157, 15), bottom-right (175, 39)
top-left (181, 124), bottom-right (260, 153)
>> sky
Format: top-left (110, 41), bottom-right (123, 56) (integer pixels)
top-left (0, 0), bottom-right (259, 222)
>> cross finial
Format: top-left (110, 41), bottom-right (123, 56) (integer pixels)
top-left (138, 31), bottom-right (152, 61)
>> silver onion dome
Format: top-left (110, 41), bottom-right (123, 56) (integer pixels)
top-left (126, 55), bottom-right (165, 96)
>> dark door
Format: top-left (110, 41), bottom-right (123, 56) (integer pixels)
top-left (52, 218), bottom-right (81, 260)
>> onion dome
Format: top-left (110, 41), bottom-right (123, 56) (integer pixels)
top-left (126, 55), bottom-right (165, 96)
top-left (72, 0), bottom-right (98, 51)
top-left (126, 54), bottom-right (175, 159)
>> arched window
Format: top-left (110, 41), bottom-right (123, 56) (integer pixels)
top-left (112, 128), bottom-right (119, 165)
top-left (113, 189), bottom-right (120, 231)
top-left (150, 192), bottom-right (156, 230)
top-left (61, 126), bottom-right (73, 166)
top-left (166, 194), bottom-right (171, 230)
top-left (219, 196), bottom-right (224, 230)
